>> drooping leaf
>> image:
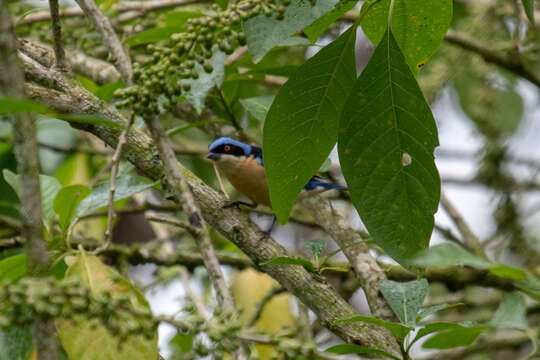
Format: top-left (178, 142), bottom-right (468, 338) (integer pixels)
top-left (124, 27), bottom-right (184, 46)
top-left (242, 0), bottom-right (339, 63)
top-left (334, 315), bottom-right (413, 339)
top-left (182, 50), bottom-right (226, 113)
top-left (264, 26), bottom-right (357, 224)
top-left (360, 0), bottom-right (453, 74)
top-left (53, 185), bottom-right (91, 232)
top-left (416, 303), bottom-right (463, 322)
top-left (56, 250), bottom-right (158, 360)
top-left (0, 254), bottom-right (27, 283)
top-left (522, 0), bottom-right (535, 24)
top-left (263, 256), bottom-right (315, 273)
top-left (95, 79), bottom-right (124, 102)
top-left (305, 239), bottom-right (327, 261)
top-left (75, 171), bottom-right (158, 218)
top-left (0, 325), bottom-right (33, 360)
top-left (379, 278), bottom-right (428, 326)
top-left (488, 264), bottom-right (527, 281)
top-left (421, 322), bottom-right (485, 349)
top-left (304, 0), bottom-right (358, 43)
top-left (338, 29), bottom-right (440, 263)
top-left (239, 95), bottom-right (275, 122)
top-left (3, 169), bottom-right (62, 226)
top-left (489, 293), bottom-right (527, 330)
top-left (325, 344), bottom-right (400, 360)
top-left (410, 242), bottom-right (492, 269)
top-left (0, 97), bottom-right (50, 115)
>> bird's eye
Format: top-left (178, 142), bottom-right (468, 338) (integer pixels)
top-left (224, 145), bottom-right (231, 152)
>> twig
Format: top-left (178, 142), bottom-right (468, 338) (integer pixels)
top-left (74, 0), bottom-right (133, 85)
top-left (440, 192), bottom-right (487, 258)
top-left (144, 115), bottom-right (247, 359)
top-left (217, 87), bottom-right (240, 130)
top-left (444, 29), bottom-right (540, 88)
top-left (0, 214), bottom-right (22, 231)
top-left (48, 0), bottom-right (68, 73)
top-left (213, 162), bottom-right (230, 200)
top-left (144, 214), bottom-right (199, 234)
top-left (0, 2), bottom-right (58, 359)
top-left (96, 114), bottom-right (135, 253)
top-left (248, 286), bottom-right (286, 327)
top-left (179, 266), bottom-right (209, 320)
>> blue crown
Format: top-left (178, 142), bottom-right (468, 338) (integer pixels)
top-left (209, 137), bottom-right (252, 155)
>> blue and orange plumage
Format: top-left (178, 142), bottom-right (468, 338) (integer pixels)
top-left (206, 137), bottom-right (346, 208)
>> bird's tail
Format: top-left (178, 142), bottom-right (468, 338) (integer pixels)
top-left (305, 178), bottom-right (347, 191)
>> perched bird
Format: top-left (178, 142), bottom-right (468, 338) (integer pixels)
top-left (206, 137), bottom-right (346, 208)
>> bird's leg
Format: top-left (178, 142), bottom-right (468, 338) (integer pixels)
top-left (222, 200), bottom-right (258, 209)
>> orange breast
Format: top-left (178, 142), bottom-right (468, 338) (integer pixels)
top-left (217, 155), bottom-right (271, 207)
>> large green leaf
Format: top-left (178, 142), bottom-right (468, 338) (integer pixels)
top-left (3, 169), bottom-right (62, 226)
top-left (421, 322), bottom-right (485, 349)
top-left (0, 97), bottom-right (49, 115)
top-left (360, 0), bottom-right (453, 74)
top-left (53, 185), bottom-right (91, 232)
top-left (0, 326), bottom-right (32, 360)
top-left (0, 254), bottom-right (27, 283)
top-left (56, 250), bottom-right (158, 360)
top-left (410, 242), bottom-right (492, 269)
top-left (264, 26), bottom-right (356, 224)
top-left (75, 171), bottom-right (158, 218)
top-left (242, 0), bottom-right (339, 63)
top-left (489, 293), bottom-right (527, 330)
top-left (379, 279), bottom-right (428, 327)
top-left (182, 50), bottom-right (226, 113)
top-left (303, 0), bottom-right (358, 43)
top-left (338, 29), bottom-right (440, 263)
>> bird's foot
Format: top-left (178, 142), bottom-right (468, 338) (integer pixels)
top-left (222, 200), bottom-right (258, 209)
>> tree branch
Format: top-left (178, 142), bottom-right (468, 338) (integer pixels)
top-left (0, 2), bottom-right (58, 359)
top-left (48, 0), bottom-right (69, 73)
top-left (74, 0), bottom-right (133, 85)
top-left (21, 65), bottom-right (401, 356)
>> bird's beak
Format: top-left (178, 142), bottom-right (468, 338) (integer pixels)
top-left (206, 153), bottom-right (220, 161)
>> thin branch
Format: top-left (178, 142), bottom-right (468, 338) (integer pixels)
top-left (0, 3), bottom-right (58, 359)
top-left (179, 266), bottom-right (209, 320)
top-left (48, 0), bottom-right (69, 73)
top-left (440, 192), bottom-right (487, 258)
top-left (144, 214), bottom-right (200, 234)
top-left (248, 286), bottom-right (286, 327)
top-left (0, 135), bottom-right (110, 155)
top-left (74, 0), bottom-right (133, 85)
top-left (444, 29), bottom-right (540, 88)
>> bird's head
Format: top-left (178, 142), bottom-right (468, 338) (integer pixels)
top-left (206, 137), bottom-right (253, 162)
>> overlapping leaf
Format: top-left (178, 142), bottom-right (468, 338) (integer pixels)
top-left (360, 0), bottom-right (452, 74)
top-left (338, 29), bottom-right (440, 264)
top-left (264, 26), bottom-right (356, 224)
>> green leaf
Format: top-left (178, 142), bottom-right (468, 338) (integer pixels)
top-left (95, 79), bottom-right (124, 102)
top-left (239, 95), bottom-right (275, 122)
top-left (338, 29), bottom-right (440, 264)
top-left (0, 254), bottom-right (27, 283)
top-left (165, 11), bottom-right (204, 26)
top-left (489, 293), bottom-right (527, 330)
top-left (416, 303), bottom-right (463, 322)
top-left (421, 322), bottom-right (484, 349)
top-left (124, 26), bottom-right (184, 46)
top-left (264, 26), bottom-right (357, 224)
top-left (379, 278), bottom-right (428, 326)
top-left (53, 185), bottom-right (91, 232)
top-left (0, 326), bottom-right (33, 360)
top-left (334, 315), bottom-right (413, 339)
top-left (263, 256), bottom-right (315, 273)
top-left (76, 75), bottom-right (100, 94)
top-left (360, 0), bottom-right (453, 74)
top-left (55, 114), bottom-right (124, 129)
top-left (242, 0), bottom-right (339, 63)
top-left (325, 344), bottom-right (400, 360)
top-left (3, 169), bottom-right (62, 226)
top-left (0, 97), bottom-right (50, 115)
top-left (76, 171), bottom-right (158, 218)
top-left (522, 0), bottom-right (535, 24)
top-left (489, 264), bottom-right (527, 281)
top-left (318, 157), bottom-right (332, 172)
top-left (305, 238), bottom-right (327, 261)
top-left (304, 0), bottom-right (358, 43)
top-left (182, 50), bottom-right (226, 113)
top-left (167, 119), bottom-right (227, 137)
top-left (56, 250), bottom-right (158, 360)
top-left (410, 243), bottom-right (492, 269)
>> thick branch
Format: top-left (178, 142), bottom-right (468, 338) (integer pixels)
top-left (48, 0), bottom-right (68, 72)
top-left (23, 71), bottom-right (401, 356)
top-left (0, 2), bottom-right (58, 359)
top-left (74, 0), bottom-right (133, 85)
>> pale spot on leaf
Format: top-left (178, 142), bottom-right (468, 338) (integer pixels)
top-left (402, 153), bottom-right (412, 166)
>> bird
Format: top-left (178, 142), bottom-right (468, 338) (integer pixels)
top-left (206, 137), bottom-right (346, 209)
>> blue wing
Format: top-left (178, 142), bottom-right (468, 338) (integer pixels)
top-left (304, 176), bottom-right (347, 191)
